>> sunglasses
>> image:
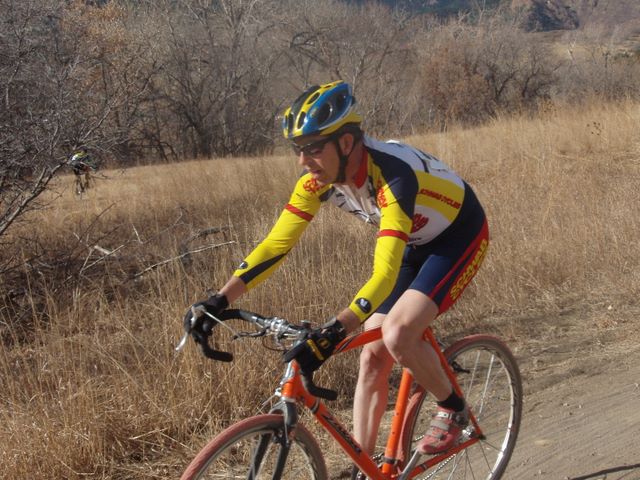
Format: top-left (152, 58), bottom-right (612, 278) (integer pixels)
top-left (291, 135), bottom-right (336, 157)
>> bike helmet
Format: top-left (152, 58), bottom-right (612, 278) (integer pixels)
top-left (70, 150), bottom-right (89, 163)
top-left (69, 149), bottom-right (98, 172)
top-left (282, 81), bottom-right (362, 140)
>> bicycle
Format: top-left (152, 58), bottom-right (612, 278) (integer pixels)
top-left (176, 308), bottom-right (523, 479)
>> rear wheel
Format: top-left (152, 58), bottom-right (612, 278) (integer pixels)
top-left (401, 335), bottom-right (523, 479)
top-left (180, 414), bottom-right (328, 480)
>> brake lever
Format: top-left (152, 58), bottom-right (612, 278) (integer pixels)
top-left (175, 332), bottom-right (189, 352)
top-left (175, 306), bottom-right (203, 352)
top-left (175, 308), bottom-right (234, 361)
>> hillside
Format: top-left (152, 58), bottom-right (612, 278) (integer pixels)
top-left (521, 0), bottom-right (640, 35)
top-left (358, 0), bottom-right (640, 41)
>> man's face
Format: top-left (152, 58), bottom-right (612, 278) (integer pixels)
top-left (293, 134), bottom-right (340, 186)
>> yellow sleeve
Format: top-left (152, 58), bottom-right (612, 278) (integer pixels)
top-left (233, 175), bottom-right (328, 289)
top-left (348, 178), bottom-right (414, 322)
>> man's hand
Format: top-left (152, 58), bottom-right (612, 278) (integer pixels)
top-left (183, 293), bottom-right (229, 338)
top-left (282, 318), bottom-right (347, 375)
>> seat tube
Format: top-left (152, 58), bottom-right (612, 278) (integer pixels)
top-left (381, 368), bottom-right (414, 474)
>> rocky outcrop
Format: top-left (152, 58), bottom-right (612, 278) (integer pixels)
top-left (513, 0), bottom-right (580, 31)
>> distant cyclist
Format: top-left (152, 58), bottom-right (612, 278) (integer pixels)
top-left (183, 81), bottom-right (489, 459)
top-left (69, 148), bottom-right (97, 194)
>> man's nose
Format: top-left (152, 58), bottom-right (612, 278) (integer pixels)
top-left (298, 152), bottom-right (310, 167)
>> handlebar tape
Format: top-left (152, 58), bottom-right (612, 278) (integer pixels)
top-left (301, 372), bottom-right (338, 401)
top-left (193, 309), bottom-right (259, 362)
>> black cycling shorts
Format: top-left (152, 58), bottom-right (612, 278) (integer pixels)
top-left (376, 183), bottom-right (489, 315)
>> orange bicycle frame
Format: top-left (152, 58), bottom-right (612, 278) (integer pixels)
top-left (279, 326), bottom-right (484, 479)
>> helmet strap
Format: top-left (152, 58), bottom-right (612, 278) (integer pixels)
top-left (332, 136), bottom-right (352, 184)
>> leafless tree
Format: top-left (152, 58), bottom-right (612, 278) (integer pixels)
top-left (277, 0), bottom-right (419, 136)
top-left (144, 0), bottom-right (287, 158)
top-left (2, 0), bottom-right (633, 251)
top-left (0, 1), bottom-right (86, 240)
top-left (0, 0), bottom-right (158, 242)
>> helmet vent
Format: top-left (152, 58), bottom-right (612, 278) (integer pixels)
top-left (296, 112), bottom-right (306, 129)
top-left (306, 92), bottom-right (320, 104)
top-left (335, 93), bottom-right (347, 112)
top-left (316, 103), bottom-right (332, 125)
top-left (285, 113), bottom-right (293, 133)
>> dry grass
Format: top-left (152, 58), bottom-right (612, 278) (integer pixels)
top-left (1, 99), bottom-right (639, 478)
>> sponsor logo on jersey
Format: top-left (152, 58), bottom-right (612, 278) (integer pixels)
top-left (303, 177), bottom-right (321, 193)
top-left (450, 238), bottom-right (488, 300)
top-left (419, 189), bottom-right (461, 209)
top-left (376, 187), bottom-right (388, 208)
top-left (411, 213), bottom-right (429, 233)
top-left (355, 297), bottom-right (372, 314)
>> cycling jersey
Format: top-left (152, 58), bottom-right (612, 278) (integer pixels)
top-left (233, 136), bottom-right (469, 323)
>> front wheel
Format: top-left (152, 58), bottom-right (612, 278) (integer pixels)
top-left (401, 335), bottom-right (523, 479)
top-left (180, 414), bottom-right (328, 480)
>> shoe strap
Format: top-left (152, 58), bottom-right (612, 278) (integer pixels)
top-left (429, 419), bottom-right (452, 432)
top-left (435, 410), bottom-right (455, 420)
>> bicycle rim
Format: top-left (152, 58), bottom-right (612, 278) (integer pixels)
top-left (402, 335), bottom-right (523, 480)
top-left (180, 414), bottom-right (328, 480)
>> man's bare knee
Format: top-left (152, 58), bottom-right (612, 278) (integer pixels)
top-left (359, 343), bottom-right (393, 381)
top-left (382, 322), bottom-right (418, 364)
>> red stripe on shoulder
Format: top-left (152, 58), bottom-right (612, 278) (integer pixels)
top-left (378, 229), bottom-right (409, 242)
top-left (285, 204), bottom-right (314, 222)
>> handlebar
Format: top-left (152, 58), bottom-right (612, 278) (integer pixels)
top-left (176, 308), bottom-right (339, 401)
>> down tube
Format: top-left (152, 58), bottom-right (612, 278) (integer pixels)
top-left (311, 401), bottom-right (387, 480)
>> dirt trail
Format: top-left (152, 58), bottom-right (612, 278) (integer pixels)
top-left (505, 306), bottom-right (640, 479)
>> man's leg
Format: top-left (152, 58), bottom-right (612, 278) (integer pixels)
top-left (381, 290), bottom-right (451, 401)
top-left (353, 313), bottom-right (395, 455)
top-left (74, 174), bottom-right (83, 194)
top-left (382, 289), bottom-right (467, 454)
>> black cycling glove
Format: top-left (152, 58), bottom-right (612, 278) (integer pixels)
top-left (183, 293), bottom-right (229, 338)
top-left (282, 318), bottom-right (347, 375)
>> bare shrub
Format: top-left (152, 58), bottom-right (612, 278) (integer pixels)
top-left (64, 2), bottom-right (165, 161)
top-left (559, 26), bottom-right (640, 102)
top-left (413, 13), bottom-right (561, 127)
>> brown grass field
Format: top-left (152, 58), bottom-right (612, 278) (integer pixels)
top-left (1, 99), bottom-right (639, 479)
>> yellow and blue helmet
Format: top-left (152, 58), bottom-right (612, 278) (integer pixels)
top-left (70, 150), bottom-right (89, 163)
top-left (282, 81), bottom-right (362, 140)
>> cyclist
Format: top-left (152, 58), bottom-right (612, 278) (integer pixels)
top-left (69, 148), bottom-right (96, 193)
top-left (184, 81), bottom-right (489, 457)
